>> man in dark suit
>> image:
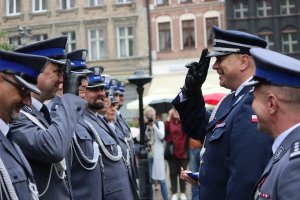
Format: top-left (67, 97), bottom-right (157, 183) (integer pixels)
top-left (9, 36), bottom-right (86, 200)
top-left (177, 26), bottom-right (273, 199)
top-left (248, 48), bottom-right (300, 200)
top-left (0, 50), bottom-right (49, 199)
top-left (69, 68), bottom-right (139, 200)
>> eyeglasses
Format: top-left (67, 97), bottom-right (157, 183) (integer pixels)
top-left (1, 75), bottom-right (31, 97)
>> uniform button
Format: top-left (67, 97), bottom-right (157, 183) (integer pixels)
top-left (13, 175), bottom-right (17, 179)
top-left (77, 107), bottom-right (81, 111)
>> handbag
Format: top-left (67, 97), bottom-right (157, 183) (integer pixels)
top-left (164, 142), bottom-right (174, 160)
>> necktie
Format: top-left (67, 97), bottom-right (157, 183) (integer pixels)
top-left (41, 104), bottom-right (51, 124)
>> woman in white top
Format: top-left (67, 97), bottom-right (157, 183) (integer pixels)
top-left (144, 106), bottom-right (168, 200)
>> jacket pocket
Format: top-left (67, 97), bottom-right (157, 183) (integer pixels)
top-left (75, 130), bottom-right (94, 158)
top-left (7, 167), bottom-right (27, 183)
top-left (209, 126), bottom-right (225, 142)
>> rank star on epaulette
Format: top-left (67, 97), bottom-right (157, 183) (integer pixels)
top-left (290, 140), bottom-right (300, 160)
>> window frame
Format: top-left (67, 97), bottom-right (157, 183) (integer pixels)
top-left (258, 31), bottom-right (275, 50)
top-left (62, 31), bottom-right (76, 53)
top-left (116, 0), bottom-right (132, 4)
top-left (281, 28), bottom-right (299, 53)
top-left (158, 22), bottom-right (172, 51)
top-left (257, 0), bottom-right (272, 17)
top-left (280, 0), bottom-right (296, 15)
top-left (87, 0), bottom-right (103, 6)
top-left (181, 19), bottom-right (195, 49)
top-left (156, 0), bottom-right (169, 6)
top-left (32, 0), bottom-right (47, 13)
top-left (60, 0), bottom-right (74, 9)
top-left (87, 28), bottom-right (105, 60)
top-left (233, 0), bottom-right (249, 19)
top-left (31, 34), bottom-right (48, 42)
top-left (6, 0), bottom-right (21, 16)
top-left (117, 26), bottom-right (134, 58)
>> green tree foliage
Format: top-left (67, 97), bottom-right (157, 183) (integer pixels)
top-left (0, 31), bottom-right (12, 51)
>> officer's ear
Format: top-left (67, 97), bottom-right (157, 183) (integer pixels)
top-left (240, 54), bottom-right (251, 71)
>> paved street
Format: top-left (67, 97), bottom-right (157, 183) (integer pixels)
top-left (153, 160), bottom-right (192, 200)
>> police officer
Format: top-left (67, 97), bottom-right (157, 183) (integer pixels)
top-left (67, 66), bottom-right (105, 200)
top-left (47, 48), bottom-right (92, 116)
top-left (0, 50), bottom-right (49, 200)
top-left (177, 26), bottom-right (273, 199)
top-left (248, 48), bottom-right (300, 200)
top-left (9, 36), bottom-right (86, 200)
top-left (79, 69), bottom-right (139, 199)
top-left (113, 80), bottom-right (139, 189)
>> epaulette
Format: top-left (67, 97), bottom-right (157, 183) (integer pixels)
top-left (290, 140), bottom-right (300, 160)
top-left (22, 105), bottom-right (34, 114)
top-left (51, 103), bottom-right (60, 111)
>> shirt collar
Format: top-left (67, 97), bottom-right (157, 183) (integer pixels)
top-left (31, 97), bottom-right (43, 111)
top-left (235, 77), bottom-right (252, 96)
top-left (272, 123), bottom-right (300, 154)
top-left (0, 118), bottom-right (10, 137)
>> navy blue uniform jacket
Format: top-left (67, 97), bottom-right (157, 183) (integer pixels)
top-left (173, 86), bottom-right (273, 200)
top-left (9, 94), bottom-right (86, 200)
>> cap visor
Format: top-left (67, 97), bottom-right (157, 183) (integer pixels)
top-left (244, 80), bottom-right (260, 87)
top-left (72, 69), bottom-right (93, 75)
top-left (207, 51), bottom-right (232, 58)
top-left (14, 75), bottom-right (41, 95)
top-left (49, 58), bottom-right (66, 66)
top-left (86, 83), bottom-right (106, 89)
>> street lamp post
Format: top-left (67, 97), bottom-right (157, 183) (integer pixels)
top-left (128, 70), bottom-right (152, 200)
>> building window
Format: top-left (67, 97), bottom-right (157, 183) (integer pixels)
top-left (88, 29), bottom-right (105, 60)
top-left (6, 0), bottom-right (21, 15)
top-left (182, 20), bottom-right (195, 49)
top-left (206, 17), bottom-right (219, 48)
top-left (117, 27), bottom-right (134, 58)
top-left (233, 0), bottom-right (248, 19)
top-left (280, 0), bottom-right (296, 15)
top-left (282, 28), bottom-right (299, 53)
top-left (61, 0), bottom-right (74, 9)
top-left (258, 31), bottom-right (275, 50)
top-left (156, 0), bottom-right (168, 6)
top-left (62, 31), bottom-right (76, 53)
top-left (9, 36), bottom-right (21, 48)
top-left (116, 0), bottom-right (132, 4)
top-left (257, 0), bottom-right (272, 17)
top-left (180, 0), bottom-right (192, 3)
top-left (158, 22), bottom-right (171, 51)
top-left (32, 0), bottom-right (47, 12)
top-left (31, 34), bottom-right (48, 42)
top-left (87, 0), bottom-right (103, 6)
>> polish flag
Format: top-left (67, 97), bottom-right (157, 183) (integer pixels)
top-left (252, 115), bottom-right (258, 122)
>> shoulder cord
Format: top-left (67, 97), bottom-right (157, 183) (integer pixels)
top-left (20, 110), bottom-right (66, 198)
top-left (83, 119), bottom-right (123, 162)
top-left (0, 156), bottom-right (19, 200)
top-left (71, 135), bottom-right (100, 170)
top-left (123, 138), bottom-right (131, 168)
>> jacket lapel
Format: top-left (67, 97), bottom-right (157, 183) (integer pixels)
top-left (207, 87), bottom-right (251, 131)
top-left (1, 131), bottom-right (26, 169)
